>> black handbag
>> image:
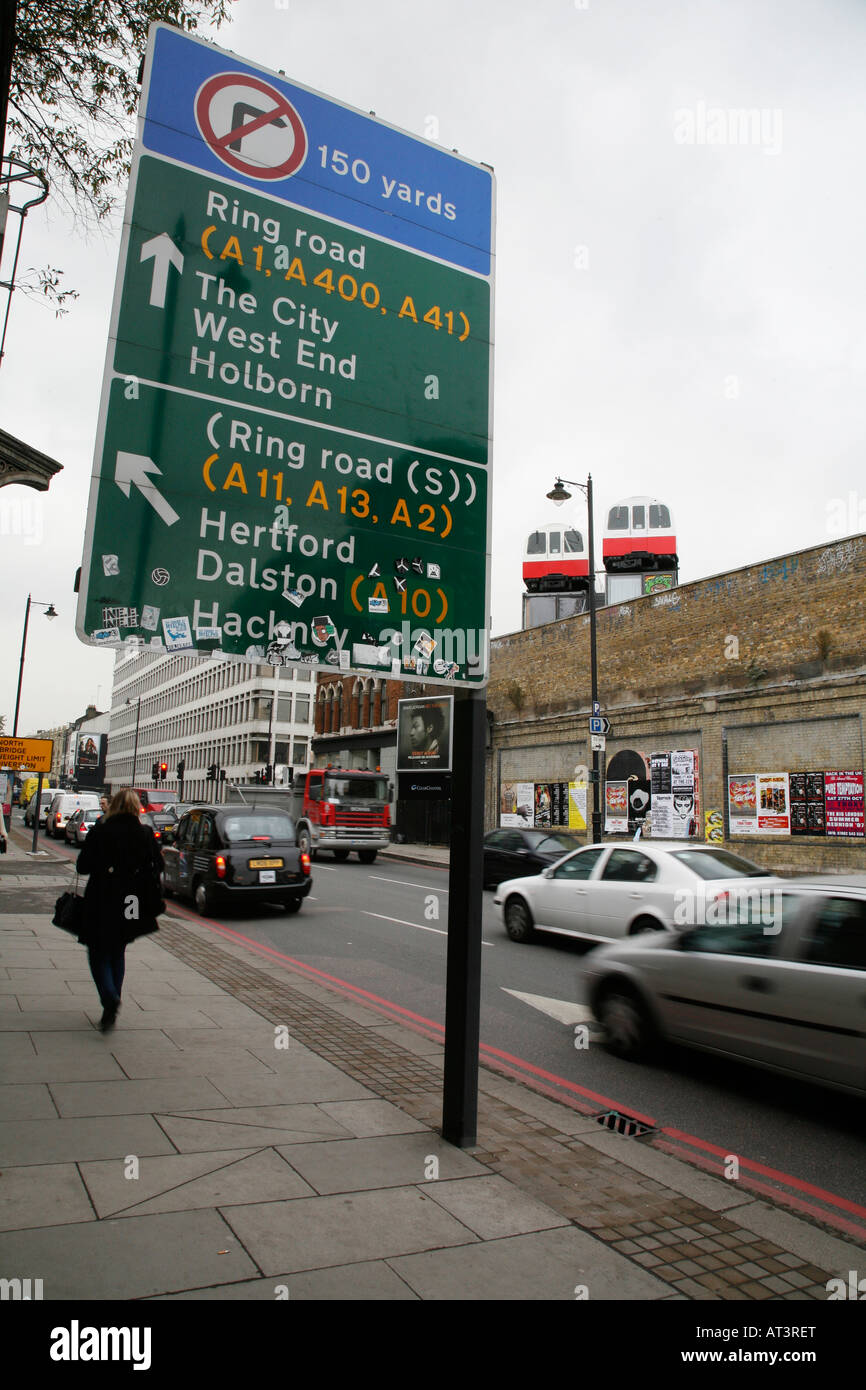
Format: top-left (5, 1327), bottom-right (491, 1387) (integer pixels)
top-left (53, 889), bottom-right (85, 936)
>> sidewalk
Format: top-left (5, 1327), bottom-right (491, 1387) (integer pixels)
top-left (0, 826), bottom-right (863, 1300)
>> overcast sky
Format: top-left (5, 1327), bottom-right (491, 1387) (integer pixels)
top-left (2, 0), bottom-right (865, 733)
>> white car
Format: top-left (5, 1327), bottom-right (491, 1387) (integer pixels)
top-left (494, 841), bottom-right (778, 945)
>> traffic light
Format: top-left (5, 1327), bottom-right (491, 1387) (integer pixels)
top-left (159, 762), bottom-right (168, 781)
top-left (207, 763), bottom-right (216, 781)
top-left (265, 763), bottom-right (273, 784)
top-left (177, 760), bottom-right (185, 780)
top-left (151, 762), bottom-right (159, 781)
top-left (219, 768), bottom-right (226, 782)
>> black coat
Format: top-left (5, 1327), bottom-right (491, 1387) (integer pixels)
top-left (76, 813), bottom-right (164, 948)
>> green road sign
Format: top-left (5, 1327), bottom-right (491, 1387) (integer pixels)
top-left (77, 24), bottom-right (494, 685)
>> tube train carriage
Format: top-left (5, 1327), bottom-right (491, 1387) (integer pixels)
top-left (522, 523), bottom-right (590, 592)
top-left (602, 495), bottom-right (677, 572)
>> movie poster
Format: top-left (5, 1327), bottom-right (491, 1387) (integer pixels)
top-left (396, 696), bottom-right (453, 772)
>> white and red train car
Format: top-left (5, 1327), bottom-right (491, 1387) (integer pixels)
top-left (602, 495), bottom-right (677, 572)
top-left (522, 522), bottom-right (590, 592)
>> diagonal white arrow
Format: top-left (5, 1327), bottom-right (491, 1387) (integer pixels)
top-left (140, 233), bottom-right (184, 308)
top-left (115, 452), bottom-right (179, 527)
top-left (501, 989), bottom-right (597, 1027)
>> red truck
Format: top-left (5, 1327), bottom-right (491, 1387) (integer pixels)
top-left (228, 768), bottom-right (391, 863)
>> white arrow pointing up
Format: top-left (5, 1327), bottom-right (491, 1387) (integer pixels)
top-left (140, 233), bottom-right (184, 308)
top-left (115, 452), bottom-right (180, 527)
top-left (501, 989), bottom-right (596, 1027)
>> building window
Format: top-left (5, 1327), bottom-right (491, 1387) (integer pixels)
top-left (293, 739), bottom-right (308, 765)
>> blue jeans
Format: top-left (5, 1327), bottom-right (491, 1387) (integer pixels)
top-left (87, 945), bottom-right (126, 1010)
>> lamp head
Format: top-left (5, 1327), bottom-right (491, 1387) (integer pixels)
top-left (546, 479), bottom-right (571, 507)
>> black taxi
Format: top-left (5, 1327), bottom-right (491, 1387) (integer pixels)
top-left (161, 804), bottom-right (312, 915)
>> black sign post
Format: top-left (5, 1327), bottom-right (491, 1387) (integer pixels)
top-left (442, 688), bottom-right (486, 1147)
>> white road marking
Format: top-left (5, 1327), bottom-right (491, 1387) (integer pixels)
top-left (501, 989), bottom-right (596, 1026)
top-left (363, 911), bottom-right (492, 944)
top-left (369, 875), bottom-right (449, 892)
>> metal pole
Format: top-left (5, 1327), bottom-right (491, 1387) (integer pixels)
top-left (442, 688), bottom-right (486, 1146)
top-left (268, 666), bottom-right (279, 782)
top-left (13, 593), bottom-right (30, 736)
top-left (586, 475), bottom-right (602, 842)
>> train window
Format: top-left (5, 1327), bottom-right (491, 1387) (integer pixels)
top-left (564, 529), bottom-right (583, 552)
top-left (649, 504), bottom-right (670, 529)
top-left (548, 531), bottom-right (561, 554)
top-left (632, 505), bottom-right (646, 529)
top-left (526, 531), bottom-right (547, 555)
top-left (608, 507), bottom-right (629, 530)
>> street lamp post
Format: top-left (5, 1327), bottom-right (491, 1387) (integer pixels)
top-left (546, 475), bottom-right (603, 843)
top-left (13, 595), bottom-right (58, 736)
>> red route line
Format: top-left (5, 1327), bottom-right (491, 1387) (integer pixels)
top-left (165, 901), bottom-right (864, 1225)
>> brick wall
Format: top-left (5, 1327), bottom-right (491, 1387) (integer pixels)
top-left (487, 536), bottom-right (866, 873)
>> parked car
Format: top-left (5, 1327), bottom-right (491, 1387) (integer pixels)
top-left (45, 792), bottom-right (101, 839)
top-left (585, 877), bottom-right (866, 1097)
top-left (483, 828), bottom-right (582, 889)
top-left (494, 841), bottom-right (777, 945)
top-left (65, 807), bottom-right (101, 845)
top-left (161, 804), bottom-right (312, 915)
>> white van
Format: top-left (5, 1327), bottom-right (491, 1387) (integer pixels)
top-left (25, 788), bottom-right (60, 828)
top-left (45, 792), bottom-right (101, 838)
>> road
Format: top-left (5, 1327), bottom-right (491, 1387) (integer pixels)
top-left (43, 827), bottom-right (866, 1213)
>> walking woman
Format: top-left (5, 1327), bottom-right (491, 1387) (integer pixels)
top-left (77, 788), bottom-right (163, 1031)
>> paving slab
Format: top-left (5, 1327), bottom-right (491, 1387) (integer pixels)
top-left (103, 1047), bottom-right (277, 1080)
top-left (0, 1114), bottom-right (178, 1165)
top-left (206, 1069), bottom-right (373, 1107)
top-left (49, 1076), bottom-right (232, 1118)
top-left (274, 1133), bottom-right (488, 1195)
top-left (581, 1131), bottom-right (756, 1211)
top-left (0, 1053), bottom-right (130, 1083)
top-left (0, 1082), bottom-right (57, 1120)
top-left (155, 1260), bottom-right (419, 1300)
top-left (389, 1224), bottom-right (675, 1300)
top-left (424, 1175), bottom-right (573, 1240)
top-left (221, 1186), bottom-right (480, 1274)
top-left (318, 1099), bottom-right (429, 1138)
top-left (156, 1105), bottom-right (356, 1151)
top-left (81, 1145), bottom-right (315, 1217)
top-left (0, 1209), bottom-right (258, 1299)
top-left (0, 1162), bottom-right (95, 1231)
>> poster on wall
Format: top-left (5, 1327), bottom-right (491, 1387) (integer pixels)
top-left (650, 752), bottom-right (672, 796)
top-left (729, 773), bottom-right (791, 835)
top-left (551, 781), bottom-right (568, 826)
top-left (728, 774), bottom-right (757, 834)
top-left (76, 734), bottom-right (102, 771)
top-left (704, 809), bottom-right (723, 843)
top-left (568, 780), bottom-right (587, 831)
top-left (605, 781), bottom-right (629, 833)
top-left (534, 783), bottom-right (552, 828)
top-left (805, 771), bottom-right (826, 836)
top-left (825, 771), bottom-right (865, 837)
top-left (500, 781), bottom-right (534, 828)
top-left (669, 751), bottom-right (697, 838)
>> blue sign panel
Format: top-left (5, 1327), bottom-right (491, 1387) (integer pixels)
top-left (142, 25), bottom-right (493, 275)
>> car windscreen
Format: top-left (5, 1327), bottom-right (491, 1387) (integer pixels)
top-left (671, 849), bottom-right (771, 879)
top-left (221, 814), bottom-right (295, 842)
top-left (535, 834), bottom-right (580, 853)
top-left (324, 777), bottom-right (388, 800)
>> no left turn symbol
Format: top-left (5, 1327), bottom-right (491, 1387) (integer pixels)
top-left (194, 72), bottom-right (307, 180)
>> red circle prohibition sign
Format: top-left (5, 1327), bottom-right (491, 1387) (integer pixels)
top-left (194, 72), bottom-right (308, 180)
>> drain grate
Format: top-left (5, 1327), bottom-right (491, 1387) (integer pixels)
top-left (596, 1109), bottom-right (654, 1138)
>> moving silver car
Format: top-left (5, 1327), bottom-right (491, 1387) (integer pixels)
top-left (585, 877), bottom-right (866, 1096)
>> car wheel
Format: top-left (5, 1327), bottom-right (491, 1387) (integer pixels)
top-left (297, 827), bottom-right (312, 856)
top-left (597, 986), bottom-right (652, 1061)
top-left (358, 850), bottom-right (377, 864)
top-left (333, 849), bottom-right (350, 861)
top-left (630, 916), bottom-right (661, 936)
top-left (283, 897), bottom-right (302, 914)
top-left (504, 896), bottom-right (535, 943)
top-left (193, 879), bottom-right (211, 916)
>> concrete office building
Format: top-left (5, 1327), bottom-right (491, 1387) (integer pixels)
top-left (105, 647), bottom-right (315, 801)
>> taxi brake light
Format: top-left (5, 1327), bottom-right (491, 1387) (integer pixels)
top-left (300, 852), bottom-right (311, 875)
top-left (215, 855), bottom-right (227, 879)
